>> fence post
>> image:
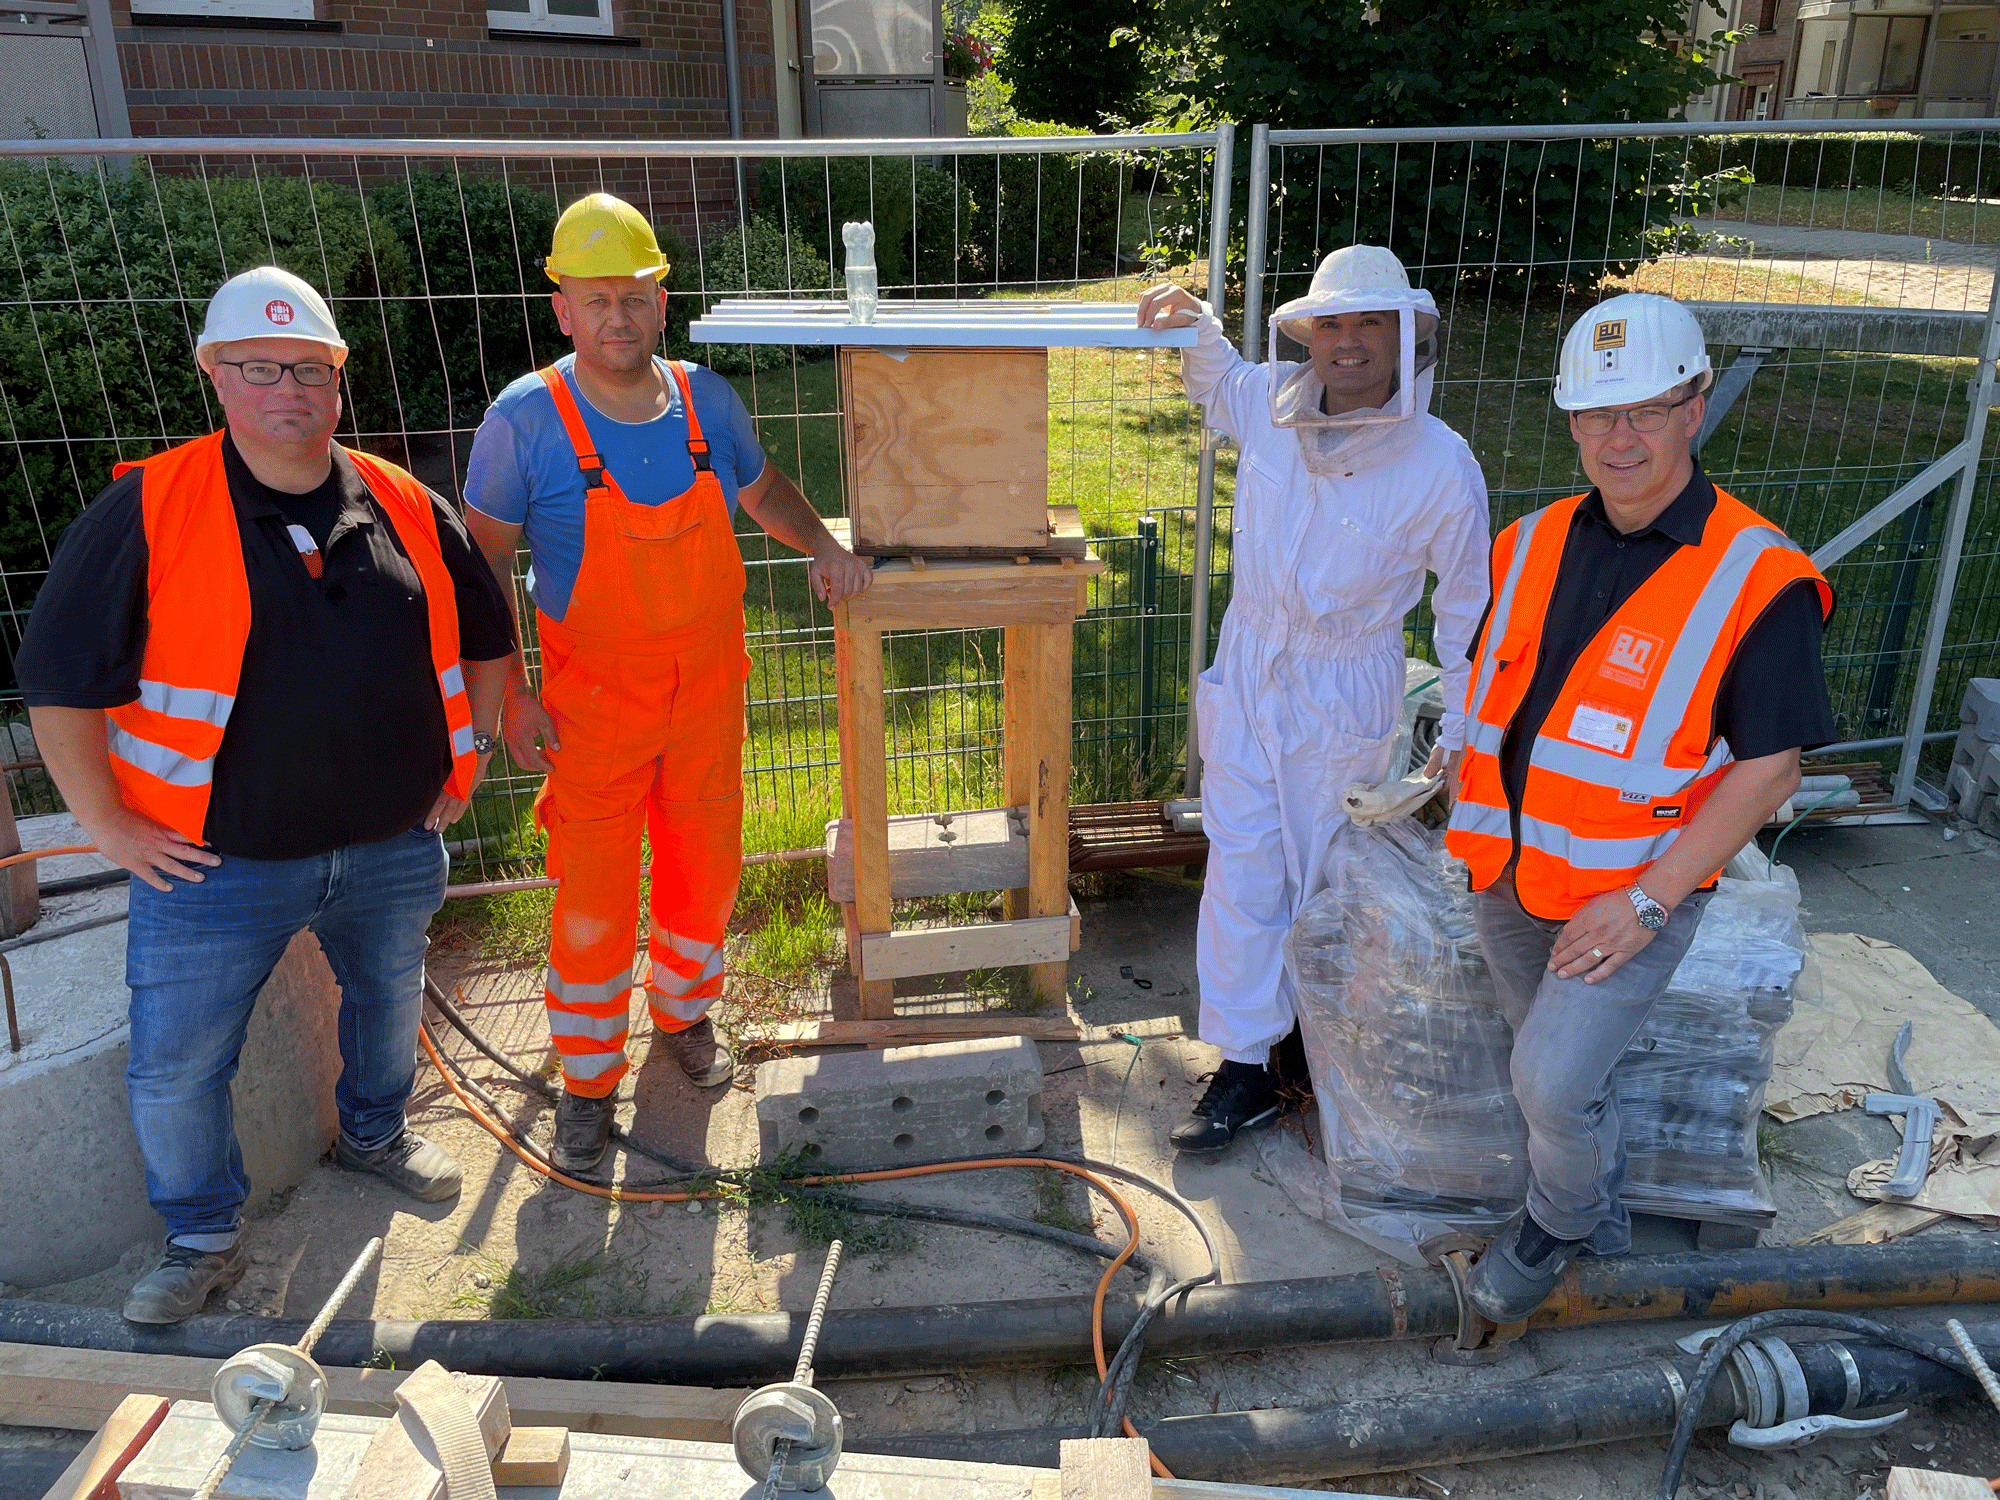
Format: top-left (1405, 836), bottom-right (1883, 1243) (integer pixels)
top-left (1185, 120), bottom-right (1236, 797)
top-left (1136, 516), bottom-right (1159, 771)
top-left (1239, 123), bottom-right (1271, 364)
top-left (1892, 249), bottom-right (2000, 806)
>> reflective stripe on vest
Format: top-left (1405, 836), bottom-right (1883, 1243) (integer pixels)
top-left (1447, 485), bottom-right (1831, 920)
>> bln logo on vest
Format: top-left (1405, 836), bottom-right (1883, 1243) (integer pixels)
top-left (265, 299), bottom-right (295, 326)
top-left (1600, 626), bottom-right (1664, 689)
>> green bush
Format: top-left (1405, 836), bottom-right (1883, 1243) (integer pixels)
top-left (0, 161), bottom-right (409, 583)
top-left (359, 170), bottom-right (562, 434)
top-left (690, 217), bottom-right (833, 374)
top-left (1693, 133), bottom-right (2000, 199)
top-left (754, 156), bottom-right (974, 290)
top-left (996, 0), bottom-right (1156, 128)
top-left (951, 150), bottom-right (1133, 283)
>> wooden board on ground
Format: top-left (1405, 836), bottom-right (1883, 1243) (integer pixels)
top-left (750, 1011), bottom-right (1085, 1047)
top-left (825, 806), bottom-right (1029, 902)
top-left (1059, 1437), bottom-right (1151, 1499)
top-left (1885, 1467), bottom-right (1995, 1499)
top-left (845, 347), bottom-right (1050, 556)
top-left (37, 1392), bottom-right (166, 1500)
top-left (0, 1341), bottom-right (740, 1443)
top-left (1794, 1201), bottom-right (1950, 1246)
top-left (858, 902), bottom-right (1078, 982)
top-left (490, 1428), bottom-right (571, 1487)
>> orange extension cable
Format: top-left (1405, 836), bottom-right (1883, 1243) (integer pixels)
top-left (417, 1024), bottom-right (1176, 1477)
top-left (0, 845), bottom-right (96, 871)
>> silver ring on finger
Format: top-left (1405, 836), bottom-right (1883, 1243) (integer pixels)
top-left (1591, 946), bottom-right (1605, 960)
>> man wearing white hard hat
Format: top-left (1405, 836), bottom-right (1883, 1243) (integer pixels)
top-left (1445, 292), bottom-right (1835, 1320)
top-left (18, 266), bottom-right (517, 1324)
top-left (1137, 247), bottom-right (1491, 1153)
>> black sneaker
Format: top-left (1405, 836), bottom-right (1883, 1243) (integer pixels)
top-left (550, 1090), bottom-right (615, 1173)
top-left (1170, 1059), bottom-right (1281, 1154)
top-left (122, 1239), bottom-right (249, 1326)
top-left (1465, 1206), bottom-right (1589, 1323)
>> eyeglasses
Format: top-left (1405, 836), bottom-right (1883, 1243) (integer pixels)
top-left (214, 358), bottom-right (337, 388)
top-left (1574, 392), bottom-right (1696, 436)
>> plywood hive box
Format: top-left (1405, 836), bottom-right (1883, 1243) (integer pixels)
top-left (686, 300), bottom-right (1195, 555)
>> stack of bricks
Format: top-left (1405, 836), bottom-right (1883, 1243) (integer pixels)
top-left (1946, 677), bottom-right (2000, 836)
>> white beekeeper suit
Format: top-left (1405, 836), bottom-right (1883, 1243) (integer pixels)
top-left (1188, 246), bottom-right (1491, 1066)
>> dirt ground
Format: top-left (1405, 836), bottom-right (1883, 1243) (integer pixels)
top-left (14, 825), bottom-right (2000, 1499)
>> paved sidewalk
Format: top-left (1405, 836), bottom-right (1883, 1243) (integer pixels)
top-left (1676, 219), bottom-right (1997, 310)
top-left (1690, 217), bottom-right (2000, 267)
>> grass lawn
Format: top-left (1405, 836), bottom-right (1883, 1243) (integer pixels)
top-left (1721, 183), bottom-right (2000, 246)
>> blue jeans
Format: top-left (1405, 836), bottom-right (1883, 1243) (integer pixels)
top-left (125, 826), bottom-right (447, 1248)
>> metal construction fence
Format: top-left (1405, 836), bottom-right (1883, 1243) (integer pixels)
top-left (3, 119), bottom-right (1998, 885)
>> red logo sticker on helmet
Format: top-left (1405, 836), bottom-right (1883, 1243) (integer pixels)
top-left (265, 299), bottom-right (295, 325)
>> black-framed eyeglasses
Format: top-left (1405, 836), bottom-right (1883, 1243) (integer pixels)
top-left (1574, 392), bottom-right (1697, 436)
top-left (214, 358), bottom-right (337, 388)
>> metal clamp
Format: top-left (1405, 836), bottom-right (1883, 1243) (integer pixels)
top-left (1728, 1410), bottom-right (1908, 1452)
top-left (1419, 1232), bottom-right (1524, 1367)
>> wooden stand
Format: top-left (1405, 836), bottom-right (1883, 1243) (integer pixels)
top-left (831, 535), bottom-right (1102, 1019)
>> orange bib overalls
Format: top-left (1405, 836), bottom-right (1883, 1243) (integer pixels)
top-left (533, 361), bottom-right (748, 1098)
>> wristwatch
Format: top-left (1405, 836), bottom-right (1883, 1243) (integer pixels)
top-left (1627, 883), bottom-right (1669, 931)
top-left (473, 731), bottom-right (498, 756)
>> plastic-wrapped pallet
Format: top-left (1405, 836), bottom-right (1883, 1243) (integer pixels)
top-left (1263, 817), bottom-right (1804, 1263)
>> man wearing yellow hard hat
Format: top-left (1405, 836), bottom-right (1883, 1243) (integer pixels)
top-left (464, 194), bottom-right (872, 1173)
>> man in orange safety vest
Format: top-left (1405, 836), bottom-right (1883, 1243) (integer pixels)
top-left (464, 195), bottom-right (872, 1176)
top-left (1444, 292), bottom-right (1836, 1322)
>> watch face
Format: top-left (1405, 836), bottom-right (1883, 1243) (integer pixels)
top-left (1639, 907), bottom-right (1667, 930)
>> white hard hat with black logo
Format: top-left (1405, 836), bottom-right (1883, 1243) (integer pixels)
top-left (196, 265), bottom-right (349, 365)
top-left (1553, 291), bottom-right (1710, 411)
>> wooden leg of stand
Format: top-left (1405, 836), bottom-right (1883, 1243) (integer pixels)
top-left (845, 626), bottom-right (895, 1019)
top-left (1001, 624), bottom-right (1033, 923)
top-left (1025, 621), bottom-right (1071, 1005)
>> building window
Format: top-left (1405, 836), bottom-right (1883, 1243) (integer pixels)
top-left (1755, 85), bottom-right (1773, 118)
top-left (1819, 38), bottom-right (1838, 93)
top-left (487, 0), bottom-right (613, 36)
top-left (130, 0), bottom-right (315, 17)
top-left (1755, 0), bottom-right (1778, 31)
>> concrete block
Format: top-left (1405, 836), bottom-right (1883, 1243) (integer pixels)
top-left (1960, 675), bottom-right (2000, 741)
top-left (1952, 724), bottom-right (1990, 776)
top-left (1948, 761), bottom-right (1981, 819)
top-left (1, 817), bottom-right (342, 1288)
top-left (754, 1035), bottom-right (1044, 1170)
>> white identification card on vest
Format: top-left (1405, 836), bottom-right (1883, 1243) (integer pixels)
top-left (1567, 702), bottom-right (1634, 756)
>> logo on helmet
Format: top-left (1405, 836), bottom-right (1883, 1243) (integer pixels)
top-left (1593, 320), bottom-right (1626, 351)
top-left (265, 300), bottom-right (295, 326)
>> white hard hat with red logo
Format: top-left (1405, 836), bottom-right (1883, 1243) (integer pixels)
top-left (196, 265), bottom-right (348, 365)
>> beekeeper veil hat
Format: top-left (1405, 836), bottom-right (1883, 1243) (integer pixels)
top-left (1267, 244), bottom-right (1439, 433)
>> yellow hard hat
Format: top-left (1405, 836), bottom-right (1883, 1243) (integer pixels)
top-left (544, 193), bottom-right (672, 284)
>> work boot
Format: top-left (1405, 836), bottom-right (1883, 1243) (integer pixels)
top-left (1464, 1206), bottom-right (1588, 1323)
top-left (1170, 1060), bottom-right (1281, 1154)
top-left (550, 1089), bottom-right (615, 1173)
top-left (335, 1129), bottom-right (463, 1203)
top-left (122, 1239), bottom-right (249, 1326)
top-left (661, 1017), bottom-right (736, 1089)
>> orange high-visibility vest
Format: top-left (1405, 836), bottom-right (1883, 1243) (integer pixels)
top-left (104, 430), bottom-right (477, 844)
top-left (1445, 485), bottom-right (1832, 920)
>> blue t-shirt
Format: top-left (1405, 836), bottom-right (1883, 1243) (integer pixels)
top-left (464, 354), bottom-right (767, 622)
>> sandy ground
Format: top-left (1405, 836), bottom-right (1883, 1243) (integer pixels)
top-left (11, 822), bottom-right (2000, 1498)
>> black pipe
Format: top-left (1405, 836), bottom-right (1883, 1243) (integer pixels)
top-left (862, 1321), bottom-right (2000, 1484)
top-left (2, 1238), bottom-right (1995, 1385)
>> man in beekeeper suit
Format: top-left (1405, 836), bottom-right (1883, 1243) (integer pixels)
top-left (1138, 247), bottom-right (1491, 1153)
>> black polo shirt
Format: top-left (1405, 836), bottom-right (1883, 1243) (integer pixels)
top-left (17, 434), bottom-right (517, 860)
top-left (1472, 465), bottom-right (1838, 816)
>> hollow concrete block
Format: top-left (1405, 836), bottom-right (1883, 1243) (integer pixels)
top-left (754, 1035), bottom-right (1044, 1171)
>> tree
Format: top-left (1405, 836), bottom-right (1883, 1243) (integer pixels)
top-left (997, 0), bottom-right (1157, 128)
top-left (1144, 0), bottom-right (1741, 293)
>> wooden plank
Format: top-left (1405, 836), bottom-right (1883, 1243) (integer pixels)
top-left (689, 298), bottom-right (1200, 349)
top-left (842, 577), bottom-right (1082, 631)
top-left (858, 910), bottom-right (1074, 982)
top-left (845, 347), bottom-right (1049, 556)
top-left (755, 1013), bottom-right (1084, 1045)
top-left (0, 1344), bottom-right (740, 1444)
top-left (41, 1393), bottom-right (167, 1500)
top-left (1793, 1201), bottom-right (1950, 1246)
top-left (842, 623), bottom-right (896, 1019)
top-left (1885, 1468), bottom-right (1995, 1499)
top-left (490, 1428), bottom-right (570, 1487)
top-left (824, 807), bottom-right (1029, 902)
top-left (1002, 625), bottom-right (1034, 923)
top-left (1026, 620), bottom-right (1074, 1004)
top-left (1060, 1437), bottom-right (1152, 1500)
top-left (342, 1364), bottom-right (507, 1500)
top-left (824, 516), bottom-right (1104, 576)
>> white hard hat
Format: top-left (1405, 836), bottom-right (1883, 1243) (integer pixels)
top-left (1270, 244), bottom-right (1437, 344)
top-left (1553, 292), bottom-right (1710, 410)
top-left (196, 266), bottom-right (348, 364)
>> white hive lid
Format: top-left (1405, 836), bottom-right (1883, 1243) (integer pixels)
top-left (687, 298), bottom-right (1198, 349)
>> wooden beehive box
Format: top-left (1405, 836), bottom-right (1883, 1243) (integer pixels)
top-left (686, 299), bottom-right (1194, 557)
